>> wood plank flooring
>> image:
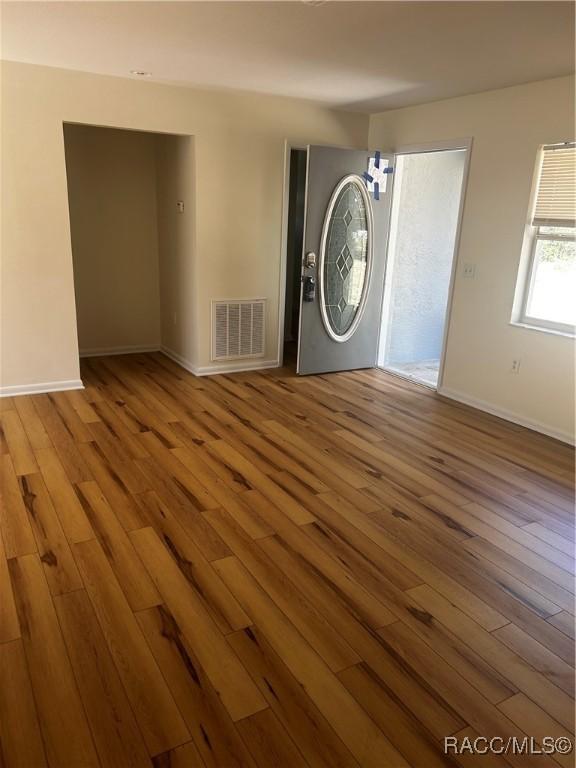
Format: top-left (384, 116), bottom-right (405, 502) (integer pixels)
top-left (0, 352), bottom-right (574, 767)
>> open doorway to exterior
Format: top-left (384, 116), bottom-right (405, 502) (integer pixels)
top-left (281, 148), bottom-right (307, 367)
top-left (378, 144), bottom-right (469, 389)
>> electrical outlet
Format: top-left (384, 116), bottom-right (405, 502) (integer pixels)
top-left (511, 359), bottom-right (521, 374)
top-left (463, 263), bottom-right (476, 279)
top-left (177, 200), bottom-right (185, 213)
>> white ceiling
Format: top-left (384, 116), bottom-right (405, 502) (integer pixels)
top-left (2, 1), bottom-right (574, 112)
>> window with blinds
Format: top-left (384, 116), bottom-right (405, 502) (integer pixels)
top-left (513, 140), bottom-right (576, 335)
top-left (532, 143), bottom-right (576, 227)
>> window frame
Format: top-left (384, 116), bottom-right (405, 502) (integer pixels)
top-left (518, 224), bottom-right (575, 336)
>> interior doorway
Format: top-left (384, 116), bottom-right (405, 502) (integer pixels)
top-left (63, 123), bottom-right (194, 370)
top-left (282, 148), bottom-right (307, 367)
top-left (378, 145), bottom-right (469, 389)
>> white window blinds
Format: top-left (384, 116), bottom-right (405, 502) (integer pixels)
top-left (532, 143), bottom-right (576, 227)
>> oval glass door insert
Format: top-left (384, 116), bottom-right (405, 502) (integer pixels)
top-left (319, 175), bottom-right (373, 342)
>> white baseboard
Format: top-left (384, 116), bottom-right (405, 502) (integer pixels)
top-left (80, 344), bottom-right (160, 358)
top-left (194, 359), bottom-right (280, 376)
top-left (437, 385), bottom-right (575, 446)
top-left (0, 379), bottom-right (84, 398)
top-left (160, 347), bottom-right (198, 375)
top-left (161, 346), bottom-right (279, 377)
top-left (0, 347), bottom-right (277, 398)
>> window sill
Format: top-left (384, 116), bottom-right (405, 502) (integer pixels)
top-left (509, 321), bottom-right (575, 339)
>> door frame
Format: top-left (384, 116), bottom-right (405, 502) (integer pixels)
top-left (277, 141), bottom-right (308, 368)
top-left (377, 137), bottom-right (473, 390)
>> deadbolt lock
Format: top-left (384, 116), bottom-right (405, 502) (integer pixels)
top-left (304, 252), bottom-right (317, 269)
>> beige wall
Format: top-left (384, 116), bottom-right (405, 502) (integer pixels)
top-left (0, 60), bottom-right (366, 388)
top-left (63, 124), bottom-right (161, 354)
top-left (1, 60), bottom-right (573, 441)
top-left (369, 76), bottom-right (575, 442)
top-left (155, 134), bottom-right (196, 366)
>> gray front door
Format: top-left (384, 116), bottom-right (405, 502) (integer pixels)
top-left (297, 145), bottom-right (393, 375)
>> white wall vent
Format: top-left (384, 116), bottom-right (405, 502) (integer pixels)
top-left (211, 299), bottom-right (266, 361)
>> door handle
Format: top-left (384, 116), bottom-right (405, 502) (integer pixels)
top-left (303, 275), bottom-right (316, 302)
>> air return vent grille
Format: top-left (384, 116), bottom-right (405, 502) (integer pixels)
top-left (211, 299), bottom-right (266, 361)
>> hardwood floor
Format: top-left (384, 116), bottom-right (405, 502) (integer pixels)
top-left (0, 352), bottom-right (574, 767)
